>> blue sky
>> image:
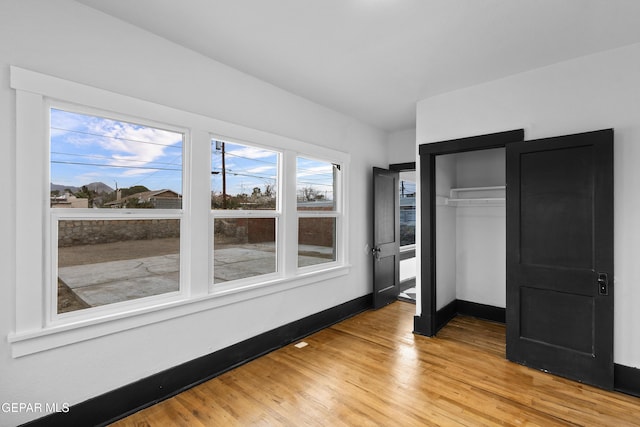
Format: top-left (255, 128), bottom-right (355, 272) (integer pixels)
top-left (211, 141), bottom-right (336, 202)
top-left (50, 109), bottom-right (336, 199)
top-left (50, 108), bottom-right (183, 192)
top-left (211, 141), bottom-right (278, 197)
top-left (295, 156), bottom-right (335, 202)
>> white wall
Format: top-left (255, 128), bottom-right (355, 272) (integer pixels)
top-left (455, 149), bottom-right (505, 307)
top-left (435, 154), bottom-right (457, 309)
top-left (387, 127), bottom-right (416, 165)
top-left (455, 206), bottom-right (505, 307)
top-left (434, 149), bottom-right (506, 309)
top-left (0, 1), bottom-right (388, 425)
top-left (417, 42), bottom-right (640, 368)
top-left (455, 148), bottom-right (505, 188)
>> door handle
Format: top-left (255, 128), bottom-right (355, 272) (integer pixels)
top-left (597, 272), bottom-right (609, 295)
top-left (372, 247), bottom-right (381, 261)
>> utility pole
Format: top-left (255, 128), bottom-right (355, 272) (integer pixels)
top-left (215, 141), bottom-right (228, 209)
top-left (221, 141), bottom-right (227, 209)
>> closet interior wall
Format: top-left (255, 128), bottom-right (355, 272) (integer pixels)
top-left (435, 148), bottom-right (506, 311)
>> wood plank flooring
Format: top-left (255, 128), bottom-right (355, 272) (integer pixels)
top-left (111, 301), bottom-right (640, 426)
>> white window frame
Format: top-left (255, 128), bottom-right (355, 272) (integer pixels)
top-left (208, 138), bottom-right (347, 292)
top-left (209, 136), bottom-right (283, 292)
top-left (8, 67), bottom-right (350, 357)
top-left (47, 102), bottom-right (189, 326)
top-left (296, 155), bottom-right (343, 272)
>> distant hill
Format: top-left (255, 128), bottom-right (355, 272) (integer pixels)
top-left (50, 183), bottom-right (79, 193)
top-left (50, 182), bottom-right (114, 194)
top-left (85, 182), bottom-right (114, 193)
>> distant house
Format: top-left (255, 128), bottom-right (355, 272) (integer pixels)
top-left (105, 189), bottom-right (182, 209)
top-left (50, 192), bottom-right (89, 208)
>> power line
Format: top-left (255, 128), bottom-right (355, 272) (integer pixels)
top-left (296, 181), bottom-right (334, 188)
top-left (214, 150), bottom-right (277, 166)
top-left (51, 151), bottom-right (182, 167)
top-left (211, 169), bottom-right (276, 182)
top-left (51, 160), bottom-right (181, 172)
top-left (129, 151), bottom-right (184, 189)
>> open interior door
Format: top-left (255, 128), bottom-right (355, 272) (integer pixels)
top-left (506, 129), bottom-right (614, 389)
top-left (372, 167), bottom-right (400, 309)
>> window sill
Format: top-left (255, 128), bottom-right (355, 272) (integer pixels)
top-left (8, 265), bottom-right (351, 358)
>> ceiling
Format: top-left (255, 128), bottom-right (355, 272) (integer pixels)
top-left (76, 0), bottom-right (640, 132)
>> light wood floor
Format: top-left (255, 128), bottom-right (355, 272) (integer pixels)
top-left (111, 301), bottom-right (640, 426)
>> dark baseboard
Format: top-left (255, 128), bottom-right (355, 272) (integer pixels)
top-left (457, 300), bottom-right (506, 323)
top-left (614, 364), bottom-right (640, 398)
top-left (22, 294), bottom-right (372, 427)
top-left (435, 300), bottom-right (458, 332)
top-left (414, 298), bottom-right (505, 337)
top-left (434, 299), bottom-right (506, 333)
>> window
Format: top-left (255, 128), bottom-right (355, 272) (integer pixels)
top-left (211, 140), bottom-right (280, 284)
top-left (50, 108), bottom-right (184, 315)
top-left (297, 157), bottom-right (340, 267)
top-left (10, 66), bottom-right (349, 357)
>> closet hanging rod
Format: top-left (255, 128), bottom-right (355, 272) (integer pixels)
top-left (449, 185), bottom-right (505, 192)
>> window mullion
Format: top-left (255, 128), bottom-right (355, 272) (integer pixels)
top-left (283, 151), bottom-right (298, 277)
top-left (188, 129), bottom-right (211, 297)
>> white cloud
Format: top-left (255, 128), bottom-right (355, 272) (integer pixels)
top-left (225, 145), bottom-right (277, 161)
top-left (88, 119), bottom-right (182, 175)
top-left (296, 164), bottom-right (333, 178)
top-left (245, 165), bottom-right (277, 175)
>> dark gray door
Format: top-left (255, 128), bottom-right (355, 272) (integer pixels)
top-left (373, 167), bottom-right (400, 309)
top-left (506, 129), bottom-right (614, 389)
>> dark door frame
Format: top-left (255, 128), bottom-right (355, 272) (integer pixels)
top-left (413, 129), bottom-right (525, 337)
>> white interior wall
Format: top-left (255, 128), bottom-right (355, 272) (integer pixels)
top-left (435, 149), bottom-right (506, 309)
top-left (417, 42), bottom-right (640, 368)
top-left (435, 154), bottom-right (457, 309)
top-left (454, 149), bottom-right (505, 307)
top-left (387, 127), bottom-right (417, 165)
top-left (455, 148), bottom-right (505, 188)
top-left (0, 1), bottom-right (388, 425)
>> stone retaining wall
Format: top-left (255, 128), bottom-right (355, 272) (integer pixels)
top-left (58, 219), bottom-right (180, 247)
top-left (59, 216), bottom-right (334, 248)
top-left (214, 217), bottom-right (333, 247)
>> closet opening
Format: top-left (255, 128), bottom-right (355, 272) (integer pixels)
top-left (413, 129), bottom-right (524, 337)
top-left (434, 148), bottom-right (506, 328)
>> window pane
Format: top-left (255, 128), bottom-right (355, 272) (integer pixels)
top-left (213, 218), bottom-right (276, 283)
top-left (298, 217), bottom-right (336, 267)
top-left (211, 140), bottom-right (278, 210)
top-left (297, 157), bottom-right (336, 210)
top-left (399, 174), bottom-right (416, 247)
top-left (50, 109), bottom-right (183, 209)
top-left (57, 219), bottom-right (180, 314)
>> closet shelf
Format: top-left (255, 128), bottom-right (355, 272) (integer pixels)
top-left (446, 186), bottom-right (505, 206)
